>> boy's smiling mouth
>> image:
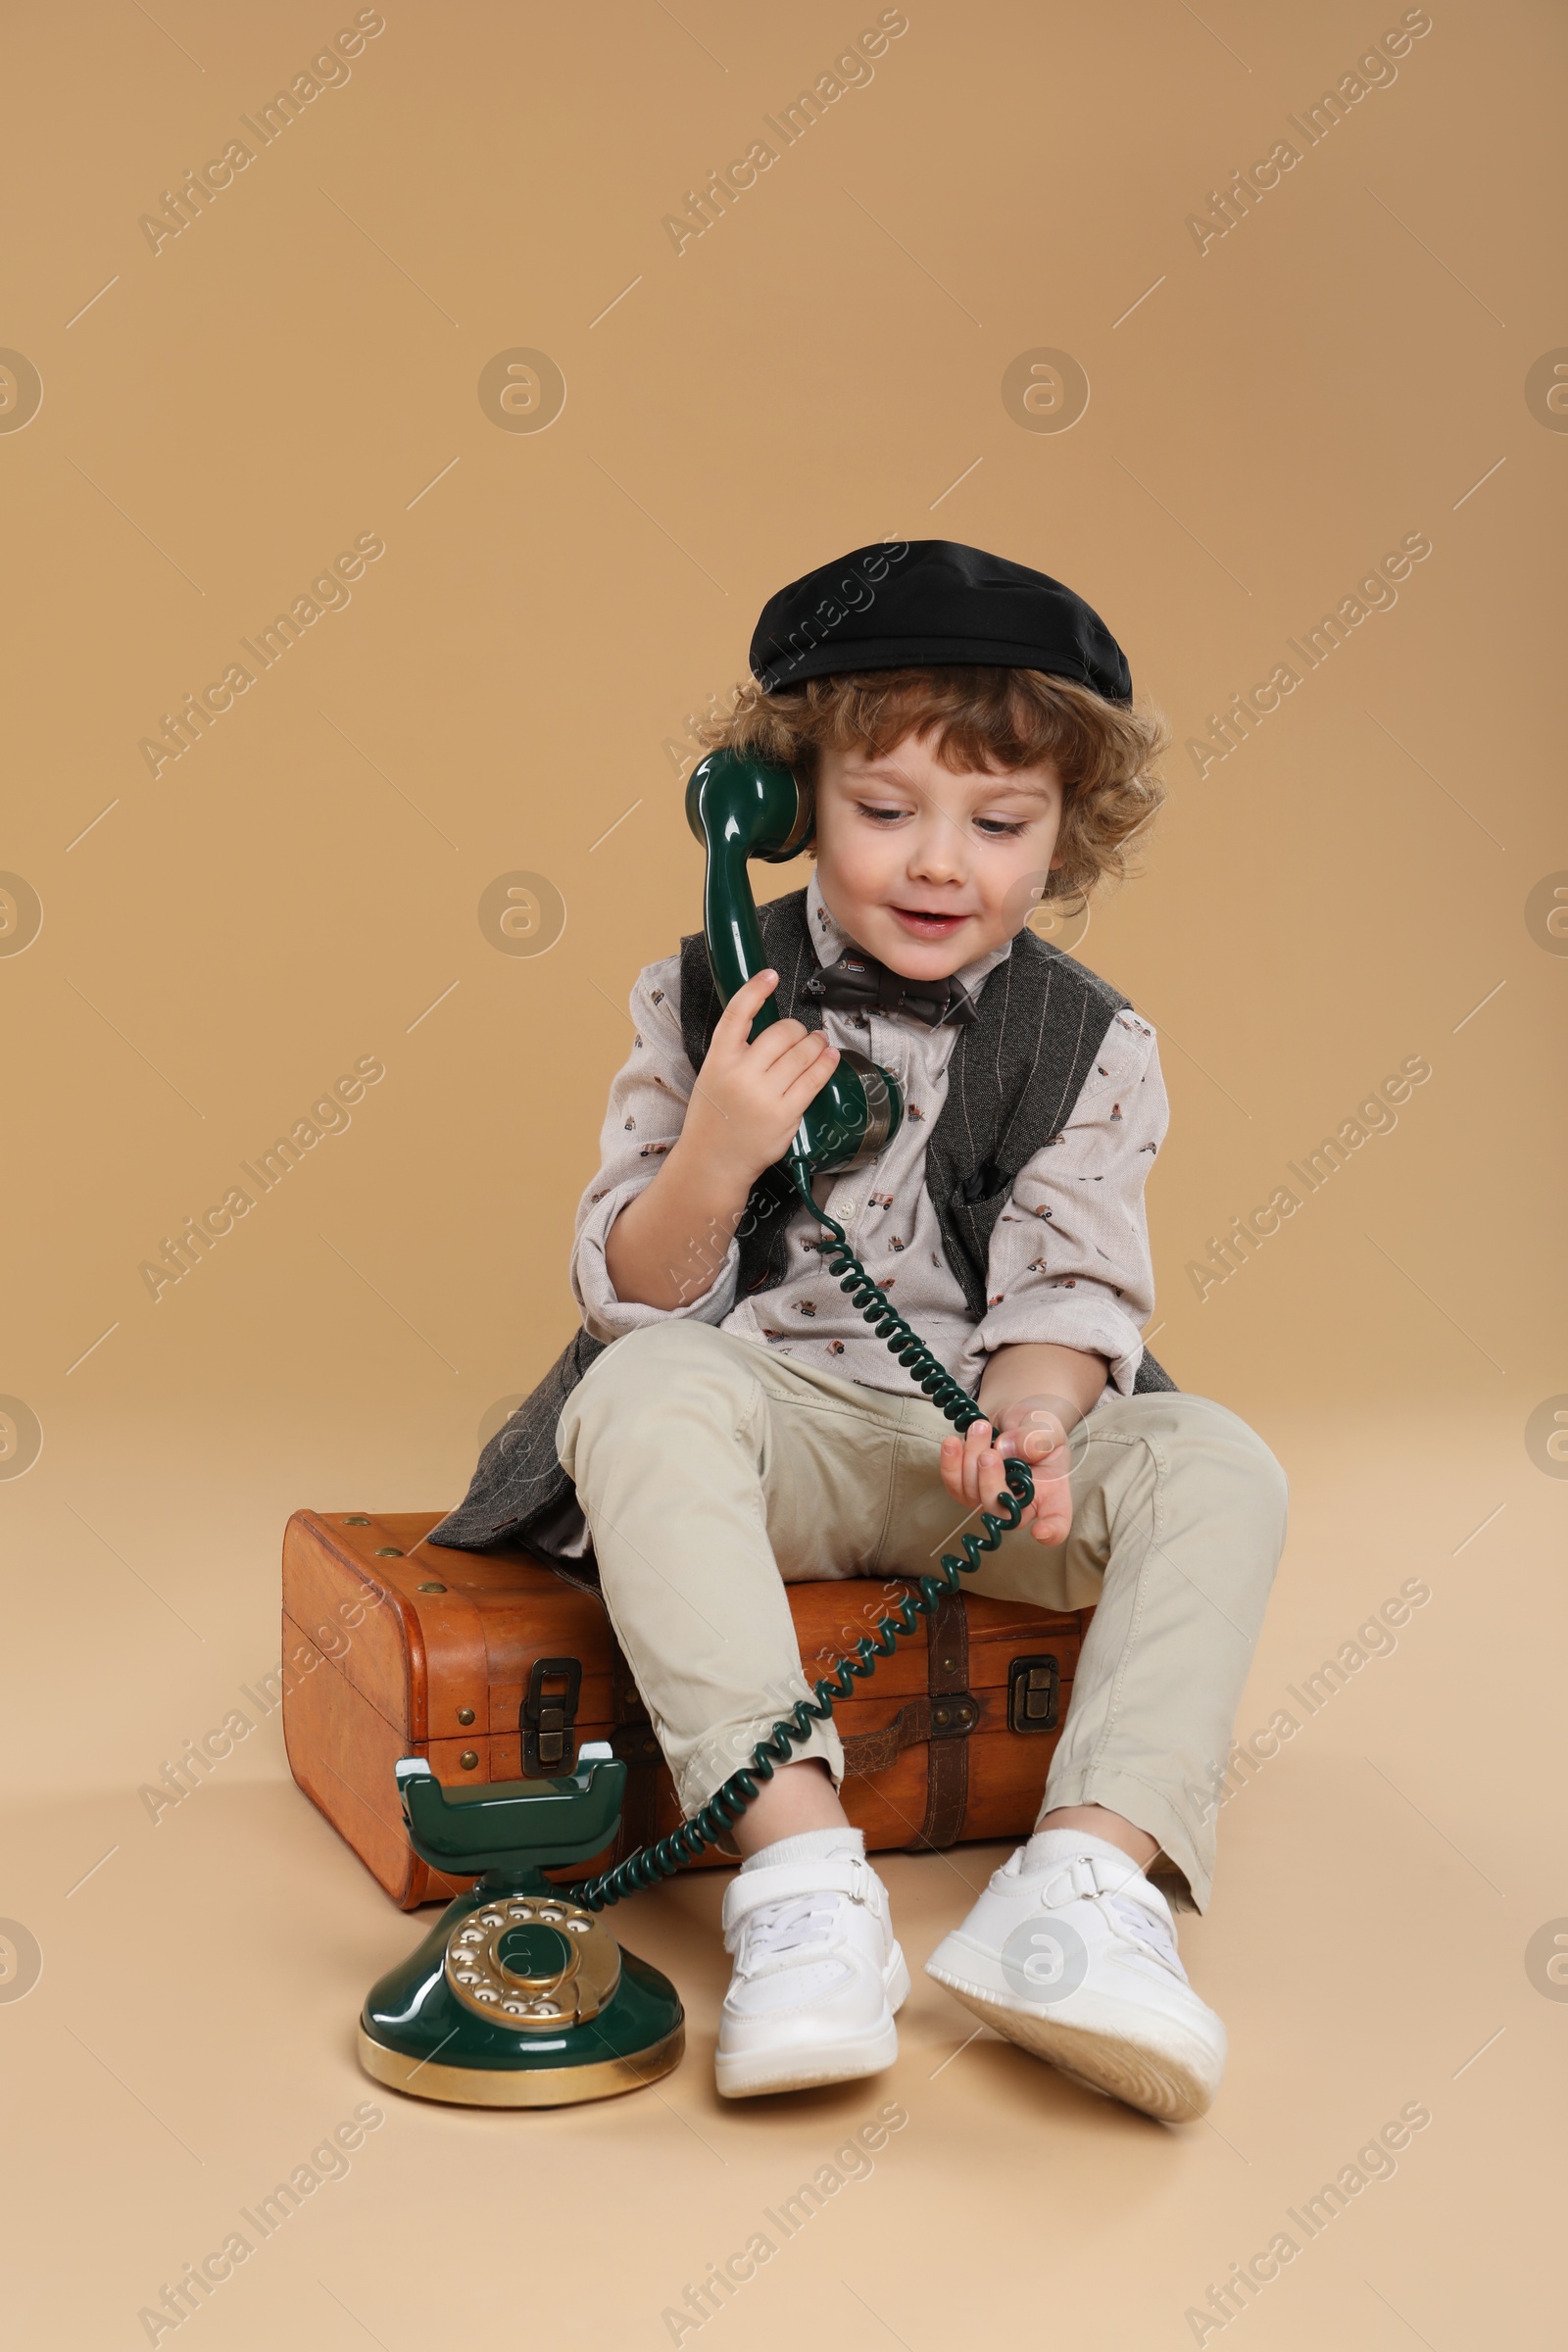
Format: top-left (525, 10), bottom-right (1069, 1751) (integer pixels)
top-left (888, 905), bottom-right (969, 941)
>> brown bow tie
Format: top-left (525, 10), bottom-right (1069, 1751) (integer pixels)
top-left (802, 951), bottom-right (979, 1029)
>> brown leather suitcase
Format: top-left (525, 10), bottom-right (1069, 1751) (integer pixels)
top-left (281, 1508), bottom-right (1093, 1909)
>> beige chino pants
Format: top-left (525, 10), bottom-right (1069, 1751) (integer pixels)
top-left (557, 1320), bottom-right (1289, 1910)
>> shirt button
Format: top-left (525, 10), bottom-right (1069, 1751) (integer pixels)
top-left (838, 1198), bottom-right (858, 1218)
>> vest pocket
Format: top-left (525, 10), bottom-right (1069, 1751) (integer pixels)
top-left (959, 1158), bottom-right (1007, 1204)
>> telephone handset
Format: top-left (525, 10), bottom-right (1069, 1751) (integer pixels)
top-left (361, 749), bottom-right (1038, 2108)
top-left (684, 749), bottom-right (903, 1175)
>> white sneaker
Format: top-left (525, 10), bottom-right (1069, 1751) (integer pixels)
top-left (924, 1842), bottom-right (1226, 2123)
top-left (714, 1853), bottom-right (910, 2098)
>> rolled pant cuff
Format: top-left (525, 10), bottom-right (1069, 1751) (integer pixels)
top-left (679, 1714), bottom-right (846, 1822)
top-left (1039, 1764), bottom-right (1214, 1914)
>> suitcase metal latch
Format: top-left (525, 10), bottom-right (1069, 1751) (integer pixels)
top-left (520, 1656), bottom-right (582, 1777)
top-left (1007, 1654), bottom-right (1061, 1734)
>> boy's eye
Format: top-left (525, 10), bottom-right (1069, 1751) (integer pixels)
top-left (855, 801), bottom-right (1030, 837)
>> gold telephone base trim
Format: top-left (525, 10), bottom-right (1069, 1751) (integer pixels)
top-left (357, 2021), bottom-right (685, 2107)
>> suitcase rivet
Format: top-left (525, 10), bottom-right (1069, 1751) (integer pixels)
top-left (343, 1516), bottom-right (370, 1526)
top-left (375, 1546), bottom-right (405, 1557)
top-left (419, 1581), bottom-right (448, 1593)
top-left (457, 1707), bottom-right (475, 1725)
top-left (460, 1751), bottom-right (479, 1770)
top-left (940, 1655), bottom-right (957, 1671)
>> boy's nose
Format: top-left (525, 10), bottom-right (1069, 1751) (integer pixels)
top-left (906, 823), bottom-right (966, 885)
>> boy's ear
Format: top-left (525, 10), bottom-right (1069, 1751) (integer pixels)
top-left (782, 775), bottom-right (816, 857)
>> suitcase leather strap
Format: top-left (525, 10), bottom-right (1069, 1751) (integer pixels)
top-left (842, 1587), bottom-right (977, 1850)
top-left (559, 1573), bottom-right (981, 1861)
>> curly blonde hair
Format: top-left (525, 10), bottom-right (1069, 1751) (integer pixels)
top-left (694, 665), bottom-right (1170, 906)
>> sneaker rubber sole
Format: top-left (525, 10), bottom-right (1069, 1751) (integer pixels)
top-left (714, 1946), bottom-right (911, 2099)
top-left (925, 1953), bottom-right (1219, 2124)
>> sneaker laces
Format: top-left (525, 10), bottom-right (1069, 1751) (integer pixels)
top-left (738, 1891), bottom-right (845, 1967)
top-left (1106, 1892), bottom-right (1183, 1975)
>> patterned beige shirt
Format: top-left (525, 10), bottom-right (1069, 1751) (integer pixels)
top-left (571, 873), bottom-right (1168, 1403)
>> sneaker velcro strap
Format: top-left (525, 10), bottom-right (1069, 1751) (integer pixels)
top-left (1039, 1856), bottom-right (1177, 1944)
top-left (1040, 1853), bottom-right (1147, 1908)
top-left (720, 1856), bottom-right (876, 1930)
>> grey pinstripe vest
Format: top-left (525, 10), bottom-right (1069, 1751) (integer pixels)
top-left (427, 889), bottom-right (1175, 1558)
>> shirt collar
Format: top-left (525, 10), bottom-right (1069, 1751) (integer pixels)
top-left (804, 870), bottom-right (1014, 1000)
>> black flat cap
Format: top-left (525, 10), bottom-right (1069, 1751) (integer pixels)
top-left (750, 538), bottom-right (1133, 705)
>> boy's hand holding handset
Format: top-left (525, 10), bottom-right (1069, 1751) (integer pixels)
top-left (607, 967), bottom-right (844, 1314)
top-left (676, 967), bottom-right (837, 1189)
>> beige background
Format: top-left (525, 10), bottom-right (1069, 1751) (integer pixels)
top-left (2, 2), bottom-right (1563, 2344)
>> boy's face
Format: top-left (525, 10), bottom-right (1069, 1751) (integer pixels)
top-left (812, 727), bottom-right (1066, 979)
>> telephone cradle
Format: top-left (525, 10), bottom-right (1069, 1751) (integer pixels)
top-left (359, 752), bottom-right (1041, 2106)
top-left (358, 1753), bottom-right (685, 2107)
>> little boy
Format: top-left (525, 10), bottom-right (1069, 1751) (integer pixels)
top-left (429, 540), bottom-right (1288, 2123)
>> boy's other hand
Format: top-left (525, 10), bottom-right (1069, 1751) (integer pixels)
top-left (680, 968), bottom-right (840, 1188)
top-left (940, 1399), bottom-right (1075, 1544)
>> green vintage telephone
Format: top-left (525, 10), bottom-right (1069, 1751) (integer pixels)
top-left (359, 750), bottom-right (1037, 2105)
top-left (684, 747), bottom-right (904, 1176)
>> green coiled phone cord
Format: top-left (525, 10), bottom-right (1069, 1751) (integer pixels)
top-left (569, 1163), bottom-right (1034, 1914)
